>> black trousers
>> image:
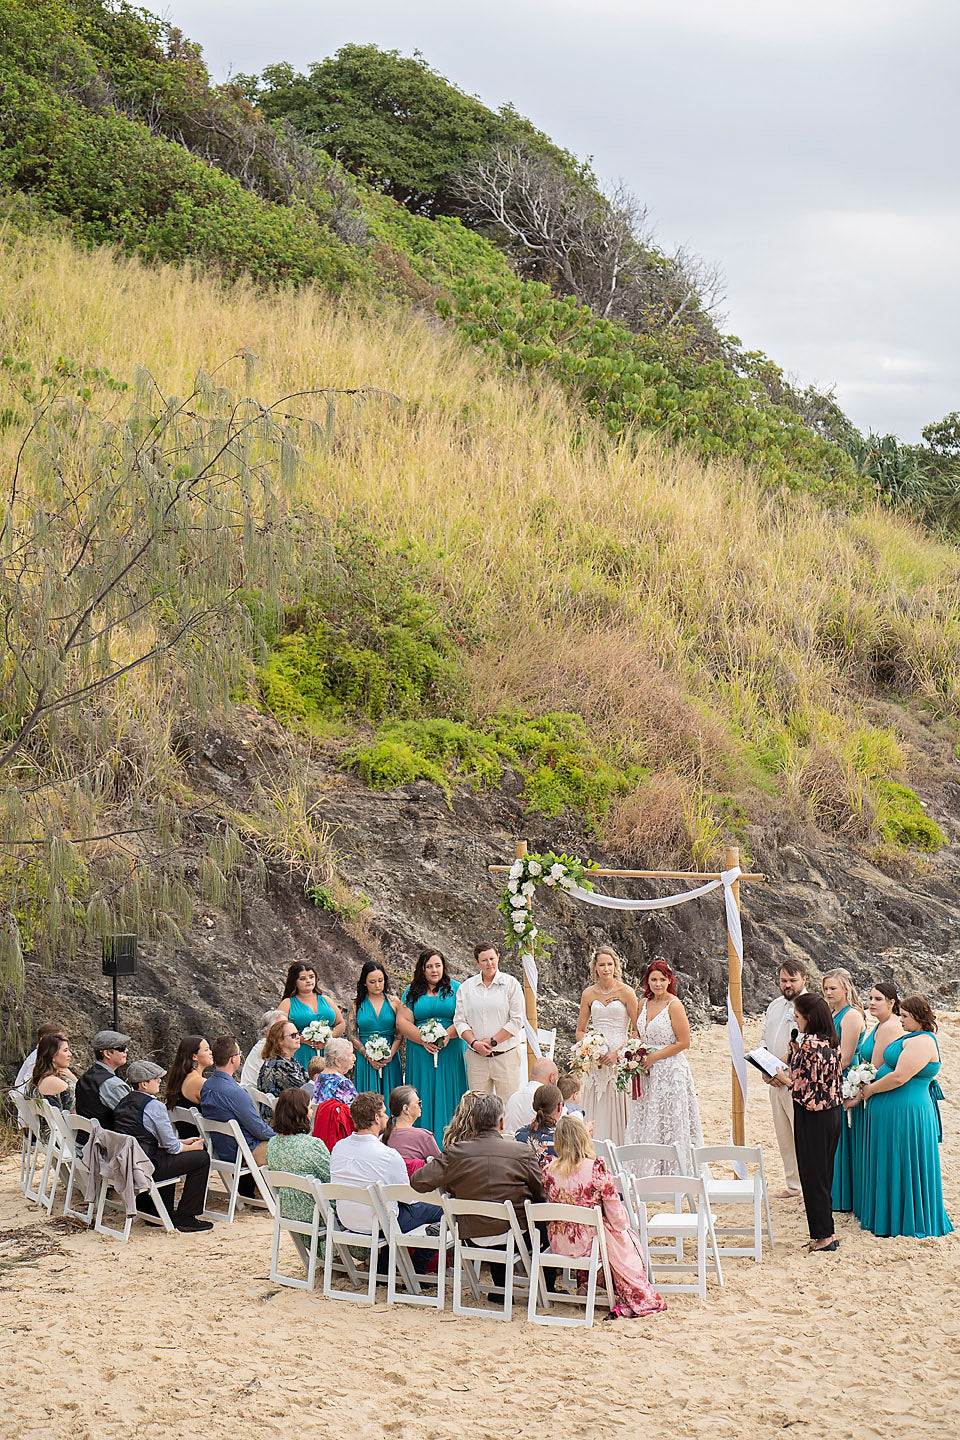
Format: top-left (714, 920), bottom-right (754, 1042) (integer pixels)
top-left (793, 1102), bottom-right (842, 1241)
top-left (151, 1148), bottom-right (211, 1219)
top-left (488, 1222), bottom-right (559, 1292)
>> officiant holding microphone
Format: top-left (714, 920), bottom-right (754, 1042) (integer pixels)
top-left (761, 961), bottom-right (808, 1197)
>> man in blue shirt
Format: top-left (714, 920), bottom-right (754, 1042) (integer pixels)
top-left (200, 1035), bottom-right (275, 1165)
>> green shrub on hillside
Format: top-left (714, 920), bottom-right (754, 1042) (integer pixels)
top-left (873, 781), bottom-right (946, 851)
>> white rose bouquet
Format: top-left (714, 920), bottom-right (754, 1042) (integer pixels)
top-left (570, 1030), bottom-right (609, 1073)
top-left (419, 1018), bottom-right (448, 1068)
top-left (841, 1062), bottom-right (876, 1125)
top-left (300, 1020), bottom-right (333, 1049)
top-left (364, 1035), bottom-right (391, 1065)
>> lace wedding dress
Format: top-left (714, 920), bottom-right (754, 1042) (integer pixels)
top-left (624, 1001), bottom-right (704, 1174)
top-left (582, 998), bottom-right (630, 1145)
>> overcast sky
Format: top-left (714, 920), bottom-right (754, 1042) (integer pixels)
top-left (165, 0), bottom-right (960, 442)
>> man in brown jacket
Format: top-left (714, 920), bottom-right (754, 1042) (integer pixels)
top-left (410, 1093), bottom-right (554, 1294)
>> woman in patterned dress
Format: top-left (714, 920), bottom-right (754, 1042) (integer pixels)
top-left (624, 960), bottom-right (703, 1173)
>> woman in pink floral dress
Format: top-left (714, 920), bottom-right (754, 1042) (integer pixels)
top-left (543, 1115), bottom-right (667, 1319)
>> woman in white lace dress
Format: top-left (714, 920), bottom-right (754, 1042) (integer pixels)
top-left (625, 959), bottom-right (703, 1173)
top-left (574, 946), bottom-right (639, 1145)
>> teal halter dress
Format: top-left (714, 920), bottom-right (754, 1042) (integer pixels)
top-left (353, 995), bottom-right (403, 1101)
top-left (402, 981), bottom-right (468, 1145)
top-left (831, 1005), bottom-right (865, 1212)
top-left (288, 992), bottom-right (337, 1071)
top-left (858, 1033), bottom-right (953, 1238)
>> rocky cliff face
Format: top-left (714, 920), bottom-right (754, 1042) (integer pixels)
top-left (11, 702), bottom-right (960, 1080)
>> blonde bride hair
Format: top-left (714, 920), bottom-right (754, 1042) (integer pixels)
top-left (589, 945), bottom-right (624, 984)
top-left (550, 1114), bottom-right (595, 1176)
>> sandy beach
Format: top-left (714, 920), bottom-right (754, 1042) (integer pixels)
top-left (2, 1016), bottom-right (957, 1440)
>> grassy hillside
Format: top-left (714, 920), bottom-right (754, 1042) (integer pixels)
top-left (2, 227), bottom-right (957, 996)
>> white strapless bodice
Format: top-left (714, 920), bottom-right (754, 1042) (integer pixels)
top-left (589, 998), bottom-right (630, 1051)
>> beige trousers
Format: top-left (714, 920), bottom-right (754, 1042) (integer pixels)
top-left (769, 1084), bottom-right (800, 1192)
top-left (464, 1046), bottom-right (526, 1101)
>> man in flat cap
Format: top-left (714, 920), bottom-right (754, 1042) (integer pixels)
top-left (112, 1060), bottom-right (213, 1232)
top-left (75, 1029), bottom-right (134, 1126)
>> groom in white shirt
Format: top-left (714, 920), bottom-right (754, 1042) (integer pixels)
top-left (761, 960), bottom-right (808, 1198)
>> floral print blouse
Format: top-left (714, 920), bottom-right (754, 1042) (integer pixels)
top-left (515, 1122), bottom-right (557, 1168)
top-left (312, 1071), bottom-right (358, 1107)
top-left (787, 1035), bottom-right (843, 1111)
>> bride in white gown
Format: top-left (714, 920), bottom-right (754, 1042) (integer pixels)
top-left (625, 959), bottom-right (703, 1174)
top-left (574, 946), bottom-right (639, 1145)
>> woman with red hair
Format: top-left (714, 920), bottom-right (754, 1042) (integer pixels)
top-left (624, 960), bottom-right (704, 1174)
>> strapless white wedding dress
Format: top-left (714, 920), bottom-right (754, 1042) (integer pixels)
top-left (582, 997), bottom-right (630, 1145)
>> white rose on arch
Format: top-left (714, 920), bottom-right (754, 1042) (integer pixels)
top-left (509, 860), bottom-right (523, 879)
top-left (521, 881), bottom-right (536, 897)
top-left (550, 863), bottom-right (565, 880)
top-left (507, 879), bottom-right (519, 893)
top-left (527, 860), bottom-right (542, 876)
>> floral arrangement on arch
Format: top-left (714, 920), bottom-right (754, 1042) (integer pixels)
top-left (498, 849), bottom-right (596, 957)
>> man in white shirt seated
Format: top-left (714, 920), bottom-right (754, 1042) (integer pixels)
top-left (761, 960), bottom-right (808, 1199)
top-left (329, 1092), bottom-right (442, 1256)
top-left (503, 1057), bottom-right (559, 1136)
top-left (240, 1010), bottom-right (285, 1089)
top-left (454, 943), bottom-right (526, 1101)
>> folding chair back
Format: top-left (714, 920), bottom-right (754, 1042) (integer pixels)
top-left (315, 1182), bottom-right (383, 1304)
top-left (34, 1098), bottom-right (69, 1213)
top-left (523, 1201), bottom-right (615, 1327)
top-left (610, 1142), bottom-right (689, 1229)
top-left (194, 1114), bottom-right (274, 1222)
top-left (264, 1170), bottom-right (324, 1290)
top-left (628, 1174), bottom-right (723, 1299)
top-left (44, 1109), bottom-right (95, 1224)
top-left (690, 1144), bottom-right (774, 1260)
top-left (537, 1028), bottom-right (557, 1060)
top-left (12, 1093), bottom-right (47, 1203)
top-left (441, 1197), bottom-right (530, 1321)
top-left (371, 1183), bottom-right (450, 1309)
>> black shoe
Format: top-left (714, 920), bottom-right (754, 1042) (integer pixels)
top-left (424, 1223), bottom-right (442, 1237)
top-left (808, 1239), bottom-right (839, 1252)
top-left (174, 1215), bottom-right (214, 1233)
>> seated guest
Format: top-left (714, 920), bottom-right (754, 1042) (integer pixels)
top-left (330, 1092), bottom-right (442, 1253)
top-left (75, 1029), bottom-right (133, 1125)
top-left (14, 1022), bottom-right (65, 1097)
top-left (544, 1115), bottom-right (667, 1318)
top-left (384, 1086), bottom-right (441, 1172)
top-left (503, 1058), bottom-right (560, 1136)
top-left (240, 1010), bottom-right (285, 1089)
top-left (201, 1035), bottom-right (275, 1165)
top-left (312, 1037), bottom-right (359, 1107)
top-left (28, 1033), bottom-right (77, 1114)
top-left (111, 1060), bottom-right (212, 1231)
top-left (411, 1093), bottom-right (549, 1292)
top-left (558, 1072), bottom-right (585, 1118)
top-left (306, 1055), bottom-right (324, 1089)
top-left (265, 1088), bottom-right (331, 1228)
top-left (164, 1035), bottom-right (214, 1111)
top-left (442, 1090), bottom-right (486, 1149)
top-left (258, 1020), bottom-right (310, 1112)
top-left (515, 1083), bottom-right (563, 1167)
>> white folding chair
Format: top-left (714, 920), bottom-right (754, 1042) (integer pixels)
top-left (691, 1144), bottom-right (774, 1261)
top-left (369, 1184), bottom-right (451, 1309)
top-left (38, 1109), bottom-right (95, 1225)
top-left (194, 1114), bottom-right (274, 1222)
top-left (12, 1093), bottom-right (51, 1204)
top-left (85, 1130), bottom-right (179, 1240)
top-left (34, 1099), bottom-right (70, 1214)
top-left (629, 1175), bottom-right (723, 1299)
top-left (523, 1201), bottom-right (615, 1328)
top-left (247, 1087), bottom-right (276, 1116)
top-left (316, 1182), bottom-right (383, 1304)
top-left (442, 1198), bottom-right (532, 1321)
top-left (168, 1105), bottom-right (202, 1136)
top-left (537, 1028), bottom-right (557, 1060)
top-left (610, 1142), bottom-right (690, 1242)
top-left (265, 1171), bottom-right (324, 1290)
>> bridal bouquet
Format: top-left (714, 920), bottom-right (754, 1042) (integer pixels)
top-left (841, 1062), bottom-right (876, 1125)
top-left (419, 1018), bottom-right (448, 1068)
top-left (300, 1020), bottom-right (333, 1049)
top-left (571, 1030), bottom-right (609, 1073)
top-left (365, 1035), bottom-right (391, 1065)
top-left (615, 1038), bottom-right (651, 1097)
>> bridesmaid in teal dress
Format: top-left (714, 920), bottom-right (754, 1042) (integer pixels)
top-left (823, 969), bottom-right (866, 1212)
top-left (396, 948), bottom-right (467, 1145)
top-left (858, 995), bottom-right (952, 1238)
top-left (847, 982), bottom-right (903, 1221)
top-left (351, 961), bottom-right (403, 1101)
top-left (277, 962), bottom-right (346, 1072)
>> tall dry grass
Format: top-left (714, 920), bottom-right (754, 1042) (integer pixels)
top-left (3, 227), bottom-right (960, 856)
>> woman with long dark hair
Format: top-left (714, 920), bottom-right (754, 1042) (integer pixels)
top-left (846, 981), bottom-right (903, 1218)
top-left (276, 962), bottom-right (345, 1071)
top-left (349, 960), bottom-right (403, 1101)
top-left (164, 1035), bottom-right (213, 1111)
top-left (28, 1033), bottom-right (77, 1117)
top-left (857, 995), bottom-right (952, 1238)
top-left (769, 993), bottom-right (843, 1252)
top-left (396, 948), bottom-right (467, 1144)
top-left (624, 959), bottom-right (703, 1173)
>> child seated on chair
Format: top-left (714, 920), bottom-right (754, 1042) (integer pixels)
top-left (559, 1072), bottom-right (585, 1118)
